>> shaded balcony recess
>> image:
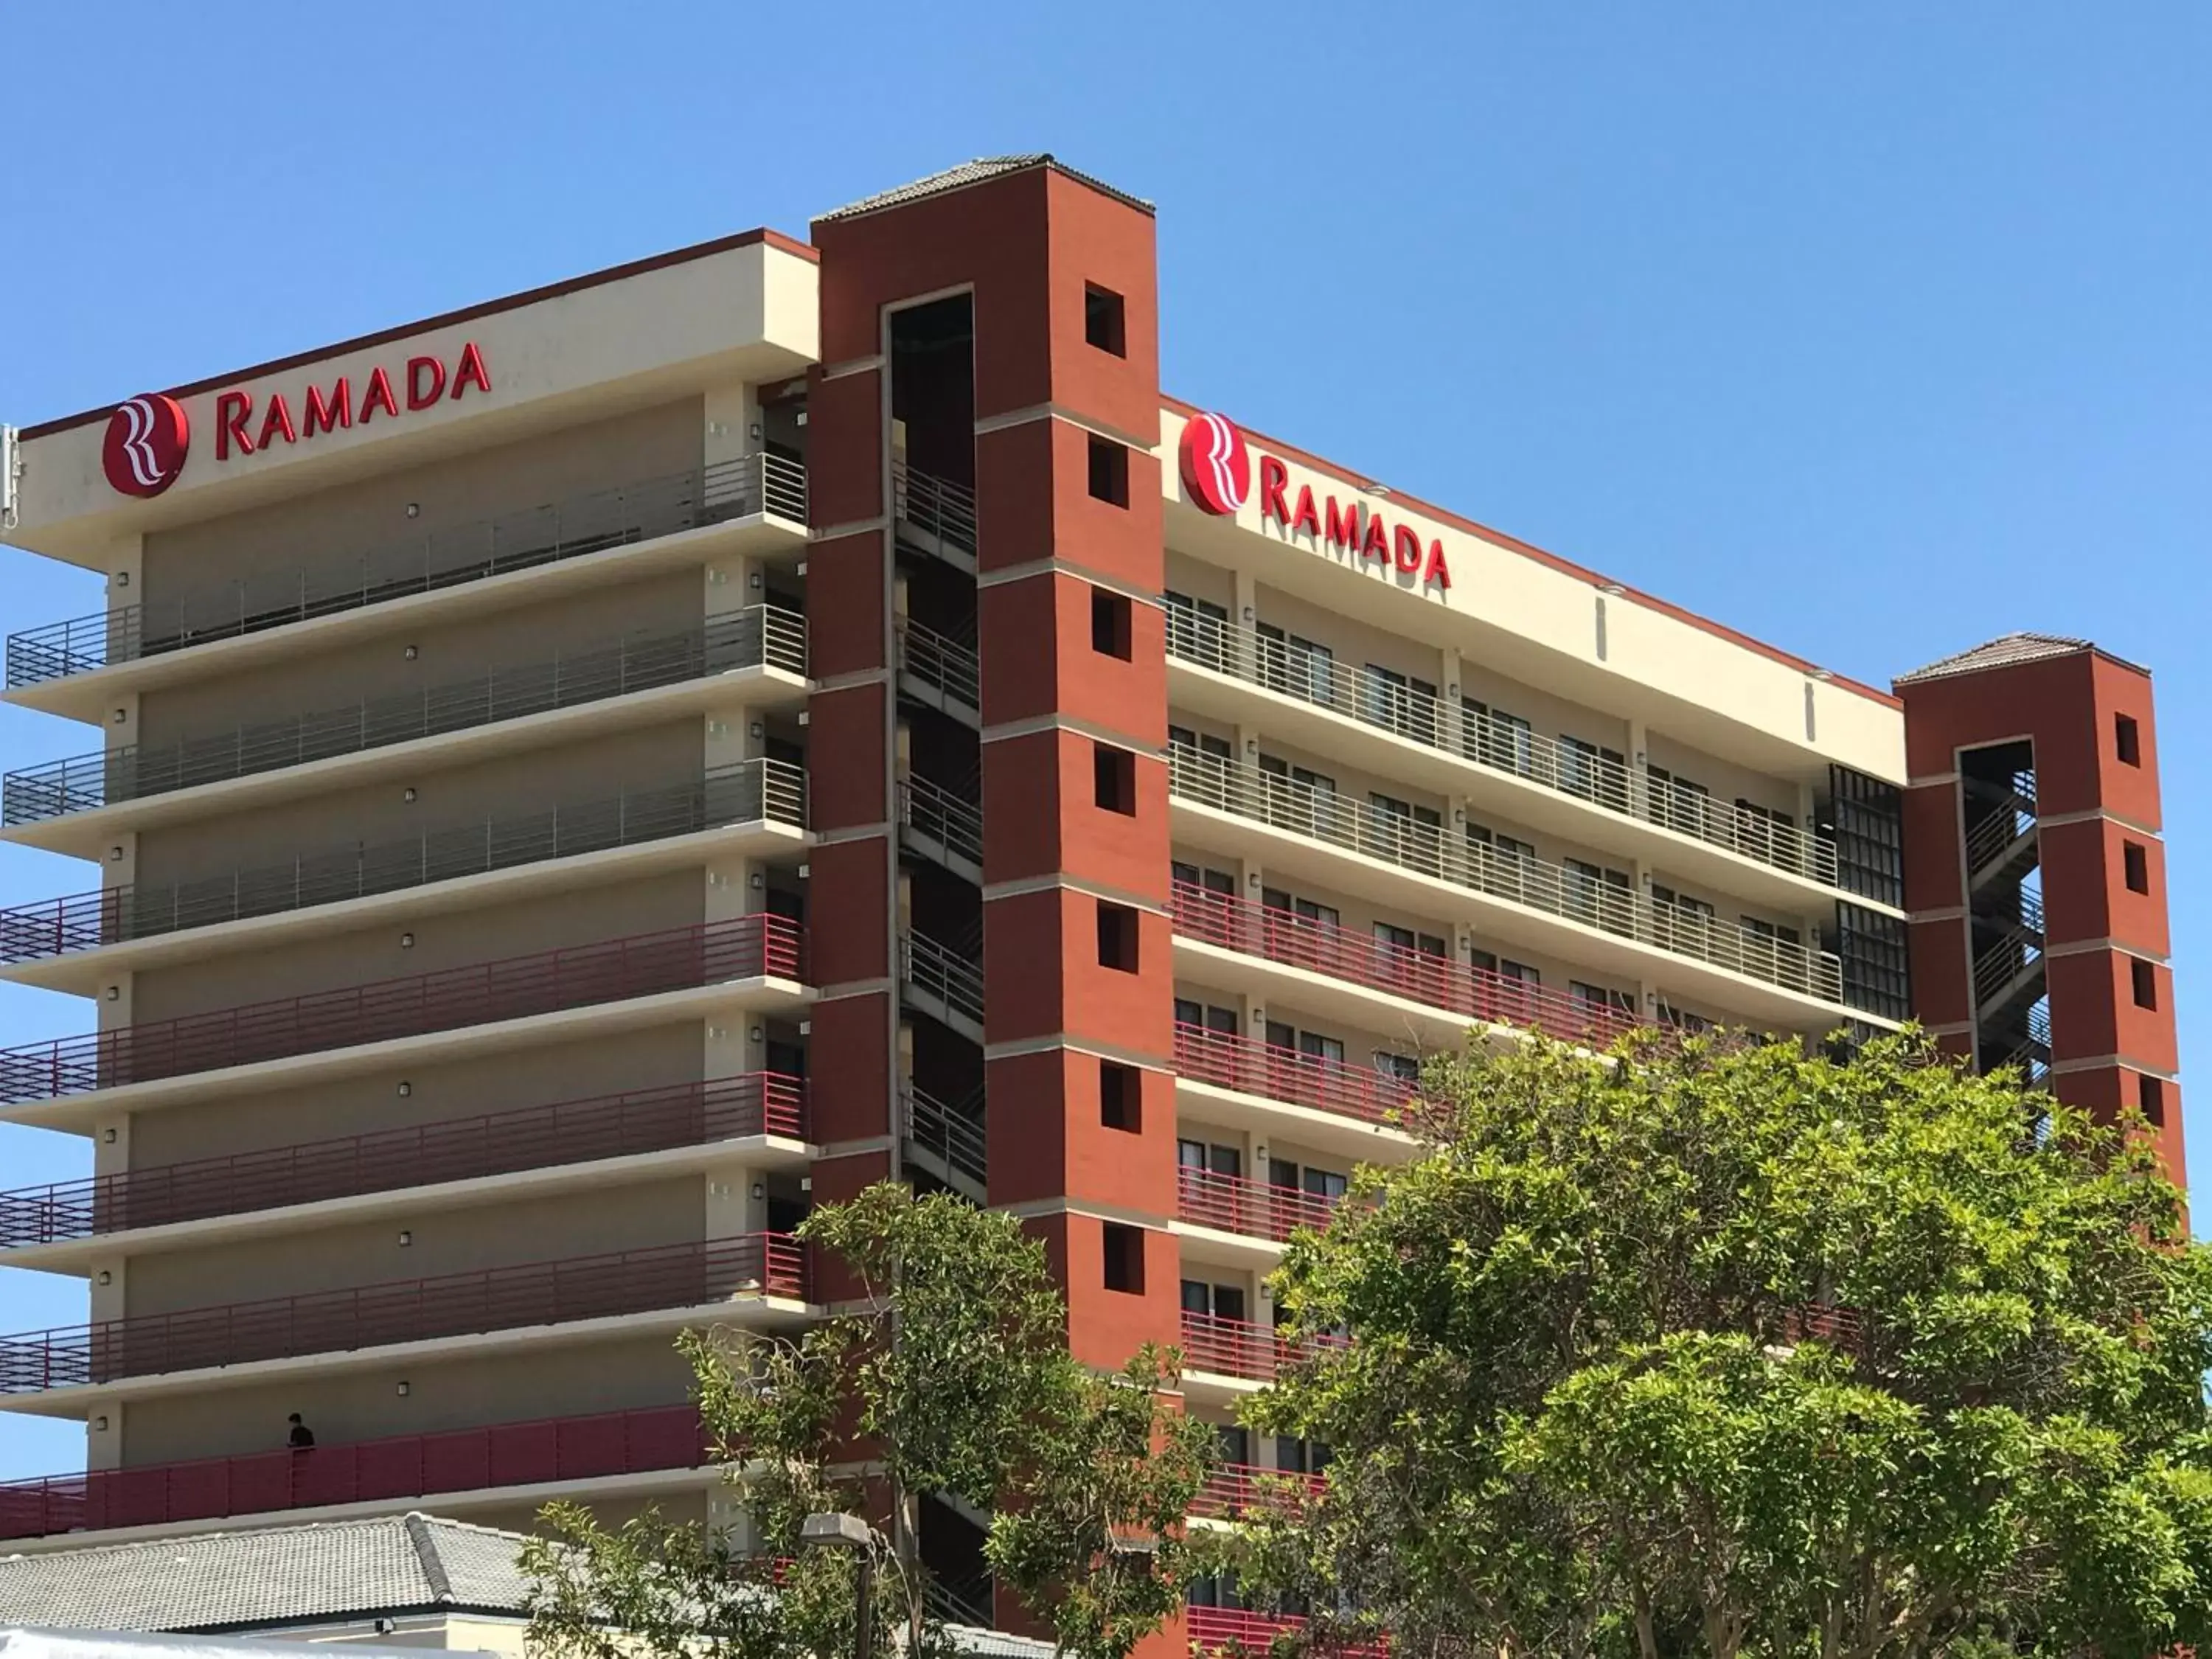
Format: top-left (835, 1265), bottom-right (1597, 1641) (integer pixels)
top-left (0, 1402), bottom-right (709, 1542)
top-left (0, 912), bottom-right (807, 1106)
top-left (1173, 1021), bottom-right (1416, 1130)
top-left (1190, 1461), bottom-right (1324, 1520)
top-left (4, 605), bottom-right (806, 827)
top-left (0, 1232), bottom-right (807, 1394)
top-left (1177, 1164), bottom-right (1339, 1243)
top-left (5, 453), bottom-right (808, 690)
top-left (1178, 1310), bottom-right (1346, 1384)
top-left (0, 1071), bottom-right (806, 1251)
top-left (0, 759), bottom-right (805, 965)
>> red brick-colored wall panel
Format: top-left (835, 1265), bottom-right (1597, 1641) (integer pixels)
top-left (2101, 818), bottom-right (2171, 957)
top-left (804, 685), bottom-right (886, 832)
top-left (806, 836), bottom-right (889, 986)
top-left (2037, 818), bottom-right (2168, 956)
top-left (977, 572), bottom-right (1169, 744)
top-left (1907, 917), bottom-right (1974, 1031)
top-left (980, 728), bottom-right (1169, 900)
top-left (2047, 949), bottom-right (2178, 1074)
top-left (1034, 1211), bottom-right (1180, 1371)
top-left (973, 420), bottom-right (1056, 574)
top-left (805, 368), bottom-right (884, 529)
top-left (806, 532), bottom-right (887, 680)
top-left (981, 889), bottom-right (1172, 1057)
top-left (985, 1048), bottom-right (1175, 1217)
top-left (1900, 782), bottom-right (1964, 914)
top-left (807, 1144), bottom-right (893, 1304)
top-left (980, 730), bottom-right (1066, 886)
top-left (986, 1048), bottom-right (1073, 1207)
top-left (981, 888), bottom-right (1068, 1040)
top-left (1041, 169), bottom-right (1161, 442)
top-left (1064, 903), bottom-right (1174, 1054)
top-left (808, 992), bottom-right (892, 1144)
top-left (2051, 1065), bottom-right (2188, 1190)
top-left (1932, 1029), bottom-right (1975, 1068)
top-left (971, 422), bottom-right (1165, 591)
top-left (2089, 654), bottom-right (2163, 830)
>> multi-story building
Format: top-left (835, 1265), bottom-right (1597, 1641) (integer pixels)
top-left (0, 156), bottom-right (2182, 1651)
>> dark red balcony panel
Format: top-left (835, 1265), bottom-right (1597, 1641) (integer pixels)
top-left (1172, 1023), bottom-right (1416, 1128)
top-left (1190, 1461), bottom-right (1324, 1520)
top-left (0, 913), bottom-right (807, 1106)
top-left (0, 1402), bottom-right (708, 1542)
top-left (1172, 880), bottom-right (1639, 1049)
top-left (0, 1232), bottom-right (806, 1394)
top-left (1178, 1311), bottom-right (1346, 1385)
top-left (0, 1071), bottom-right (806, 1250)
top-left (1177, 1166), bottom-right (1340, 1242)
top-left (1187, 1604), bottom-right (1385, 1659)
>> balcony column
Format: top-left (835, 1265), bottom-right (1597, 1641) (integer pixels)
top-left (1233, 569), bottom-right (1259, 683)
top-left (97, 970), bottom-right (134, 1037)
top-left (1627, 719), bottom-right (1650, 819)
top-left (86, 1402), bottom-right (122, 1473)
top-left (1442, 649), bottom-right (1465, 757)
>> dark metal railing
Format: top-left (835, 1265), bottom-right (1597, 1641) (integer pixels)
top-left (1178, 1311), bottom-right (1346, 1383)
top-left (1173, 1022), bottom-right (1416, 1129)
top-left (1178, 1165), bottom-right (1339, 1243)
top-left (903, 1084), bottom-right (987, 1190)
top-left (6, 453), bottom-right (808, 689)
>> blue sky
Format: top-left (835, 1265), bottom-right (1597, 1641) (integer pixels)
top-left (0, 3), bottom-right (2204, 1480)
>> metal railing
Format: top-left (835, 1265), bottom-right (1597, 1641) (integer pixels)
top-left (1168, 611), bottom-right (1841, 887)
top-left (3, 604), bottom-right (807, 827)
top-left (904, 1084), bottom-right (987, 1192)
top-left (0, 911), bottom-right (807, 1106)
top-left (1191, 1461), bottom-right (1324, 1521)
top-left (891, 460), bottom-right (979, 556)
top-left (1178, 1166), bottom-right (1339, 1243)
top-left (898, 773), bottom-right (984, 871)
top-left (0, 1072), bottom-right (805, 1251)
top-left (6, 454), bottom-right (808, 690)
top-left (1972, 888), bottom-right (2047, 1007)
top-left (0, 1401), bottom-right (709, 1542)
top-left (1171, 880), bottom-right (1644, 1049)
top-left (1186, 1605), bottom-right (1383, 1659)
top-left (1965, 787), bottom-right (2039, 877)
top-left (1173, 1023), bottom-right (1416, 1129)
top-left (0, 760), bottom-right (806, 964)
top-left (902, 929), bottom-right (984, 1029)
top-left (0, 1233), bottom-right (807, 1394)
top-left (1169, 748), bottom-right (1846, 1006)
top-left (1178, 1311), bottom-right (1347, 1384)
top-left (896, 618), bottom-right (981, 714)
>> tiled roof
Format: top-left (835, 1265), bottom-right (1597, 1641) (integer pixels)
top-left (1893, 632), bottom-right (2097, 686)
top-left (818, 156), bottom-right (1152, 222)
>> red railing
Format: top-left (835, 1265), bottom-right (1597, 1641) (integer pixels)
top-left (1178, 1166), bottom-right (1340, 1242)
top-left (1173, 1023), bottom-right (1415, 1128)
top-left (1172, 880), bottom-right (1641, 1049)
top-left (1179, 1312), bottom-right (1346, 1384)
top-left (0, 913), bottom-right (807, 1106)
top-left (1191, 1461), bottom-right (1324, 1520)
top-left (0, 1073), bottom-right (805, 1251)
top-left (0, 1401), bottom-right (709, 1541)
top-left (0, 1232), bottom-right (805, 1394)
top-left (1188, 1605), bottom-right (1385, 1658)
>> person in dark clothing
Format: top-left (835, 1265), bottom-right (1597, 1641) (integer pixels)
top-left (287, 1413), bottom-right (315, 1449)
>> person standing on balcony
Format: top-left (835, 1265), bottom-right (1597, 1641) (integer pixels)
top-left (287, 1413), bottom-right (316, 1449)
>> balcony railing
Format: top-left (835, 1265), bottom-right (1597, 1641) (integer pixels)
top-left (1171, 879), bottom-right (1643, 1049)
top-left (1186, 1605), bottom-right (1383, 1659)
top-left (5, 455), bottom-right (808, 691)
top-left (896, 617), bottom-right (981, 714)
top-left (0, 1233), bottom-right (807, 1394)
top-left (0, 1071), bottom-right (804, 1251)
top-left (891, 460), bottom-right (979, 556)
top-left (0, 912), bottom-right (806, 1106)
top-left (0, 760), bottom-right (806, 965)
top-left (0, 1401), bottom-right (709, 1541)
top-left (1190, 1461), bottom-right (1324, 1521)
top-left (1178, 1165), bottom-right (1339, 1244)
top-left (3, 605), bottom-right (807, 827)
top-left (1178, 1311), bottom-right (1346, 1385)
top-left (898, 773), bottom-right (983, 870)
top-left (1168, 612), bottom-right (1840, 888)
top-left (1169, 749), bottom-right (1845, 1006)
top-left (1173, 1023), bottom-right (1414, 1130)
top-left (903, 929), bottom-right (984, 1029)
top-left (903, 1084), bottom-right (987, 1192)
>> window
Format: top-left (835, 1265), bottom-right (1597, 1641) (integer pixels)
top-left (1182, 1279), bottom-right (1246, 1321)
top-left (1102, 1222), bottom-right (1145, 1293)
top-left (1097, 901), bottom-right (1140, 973)
top-left (1464, 700), bottom-right (1533, 775)
top-left (1091, 586), bottom-right (1132, 659)
top-left (1101, 1060), bottom-right (1141, 1132)
top-left (2132, 957), bottom-right (2158, 1010)
top-left (1175, 860), bottom-right (1237, 897)
top-left (1084, 284), bottom-right (1127, 356)
top-left (1741, 916), bottom-right (1804, 947)
top-left (1646, 764), bottom-right (1712, 837)
top-left (1180, 1138), bottom-right (1243, 1179)
top-left (1164, 591), bottom-right (1230, 669)
top-left (1372, 1051), bottom-right (1420, 1085)
top-left (1735, 799), bottom-right (1796, 864)
top-left (2124, 841), bottom-right (2150, 894)
top-left (1257, 623), bottom-right (1336, 706)
top-left (1175, 998), bottom-right (1238, 1034)
top-left (2140, 1074), bottom-right (2167, 1123)
top-left (1559, 736), bottom-right (1627, 810)
top-left (2115, 713), bottom-right (2141, 767)
top-left (1087, 436), bottom-right (1129, 506)
top-left (1263, 888), bottom-right (1340, 928)
top-left (1093, 742), bottom-right (1137, 815)
top-left (1565, 860), bottom-right (1632, 933)
top-left (1571, 981), bottom-right (1635, 1014)
top-left (1361, 664), bottom-right (1439, 745)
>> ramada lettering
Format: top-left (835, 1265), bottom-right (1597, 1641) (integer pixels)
top-left (214, 341), bottom-right (493, 462)
top-left (1255, 456), bottom-right (1450, 589)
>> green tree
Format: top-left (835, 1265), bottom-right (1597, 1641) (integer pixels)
top-left (1239, 1031), bottom-right (2212, 1659)
top-left (524, 1183), bottom-right (1217, 1659)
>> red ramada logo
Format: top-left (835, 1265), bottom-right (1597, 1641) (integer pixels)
top-left (102, 394), bottom-right (190, 499)
top-left (1178, 411), bottom-right (1251, 515)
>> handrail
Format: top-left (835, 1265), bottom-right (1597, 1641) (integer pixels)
top-left (902, 929), bottom-right (984, 1028)
top-left (1965, 790), bottom-right (2039, 876)
top-left (897, 773), bottom-right (984, 870)
top-left (1178, 1165), bottom-right (1339, 1242)
top-left (0, 1232), bottom-right (807, 1394)
top-left (890, 460), bottom-right (979, 555)
top-left (1169, 748), bottom-right (1847, 1006)
top-left (5, 453), bottom-right (808, 690)
top-left (0, 1072), bottom-right (805, 1250)
top-left (1167, 611), bottom-right (1841, 888)
top-left (1178, 1310), bottom-right (1346, 1383)
top-left (4, 605), bottom-right (807, 827)
top-left (0, 1400), bottom-right (710, 1542)
top-left (1186, 1605), bottom-right (1383, 1659)
top-left (896, 617), bottom-right (981, 713)
top-left (0, 911), bottom-right (807, 1105)
top-left (1172, 1023), bottom-right (1416, 1129)
top-left (0, 760), bottom-right (806, 965)
top-left (1191, 1461), bottom-right (1324, 1520)
top-left (1171, 879), bottom-right (1644, 1048)
top-left (903, 1084), bottom-right (987, 1190)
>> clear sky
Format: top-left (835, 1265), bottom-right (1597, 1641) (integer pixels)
top-left (0, 3), bottom-right (2204, 1481)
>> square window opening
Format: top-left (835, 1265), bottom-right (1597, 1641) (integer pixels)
top-left (1085, 284), bottom-right (1127, 356)
top-left (2124, 840), bottom-right (2150, 894)
top-left (1097, 901), bottom-right (1140, 973)
top-left (1102, 1222), bottom-right (1145, 1293)
top-left (2132, 956), bottom-right (2158, 1010)
top-left (1100, 1060), bottom-right (1141, 1132)
top-left (1094, 742), bottom-right (1138, 816)
top-left (1088, 436), bottom-right (1130, 507)
top-left (1091, 586), bottom-right (1133, 660)
top-left (2140, 1074), bottom-right (2166, 1123)
top-left (2116, 713), bottom-right (2141, 767)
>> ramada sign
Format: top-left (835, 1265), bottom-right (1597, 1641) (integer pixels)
top-left (1177, 411), bottom-right (1451, 590)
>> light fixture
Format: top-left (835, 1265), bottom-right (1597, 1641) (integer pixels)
top-left (112, 708), bottom-right (128, 724)
top-left (101, 1127), bottom-right (116, 1144)
top-left (109, 846), bottom-right (124, 862)
top-left (397, 1230), bottom-right (412, 1246)
top-left (93, 1416), bottom-right (108, 1432)
top-left (751, 1182), bottom-right (766, 1202)
top-left (1599, 582), bottom-right (1625, 597)
top-left (403, 787), bottom-right (417, 803)
top-left (397, 1081), bottom-right (412, 1097)
top-left (749, 721), bottom-right (765, 741)
top-left (104, 986), bottom-right (119, 1001)
top-left (748, 571), bottom-right (764, 591)
top-left (405, 503), bottom-right (420, 518)
top-left (749, 1026), bottom-right (764, 1043)
top-left (114, 571), bottom-right (130, 588)
top-left (96, 1270), bottom-right (111, 1286)
top-left (400, 932), bottom-right (414, 948)
top-left (396, 1380), bottom-right (411, 1396)
top-left (403, 644), bottom-right (418, 661)
top-left (749, 872), bottom-right (765, 890)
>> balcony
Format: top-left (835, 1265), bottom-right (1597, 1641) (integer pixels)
top-left (1168, 612), bottom-right (1844, 893)
top-left (1169, 748), bottom-right (1849, 1013)
top-left (0, 760), bottom-right (805, 983)
top-left (1174, 1023), bottom-right (1416, 1132)
top-left (0, 1233), bottom-right (807, 1397)
top-left (1186, 1605), bottom-right (1382, 1659)
top-left (3, 604), bottom-right (806, 843)
top-left (0, 912), bottom-right (807, 1113)
top-left (1178, 1165), bottom-right (1339, 1245)
top-left (4, 454), bottom-right (808, 702)
top-left (1172, 879), bottom-right (1643, 1050)
top-left (1178, 1311), bottom-right (1346, 1387)
top-left (0, 1402), bottom-right (709, 1543)
top-left (1190, 1461), bottom-right (1324, 1521)
top-left (0, 1071), bottom-right (805, 1254)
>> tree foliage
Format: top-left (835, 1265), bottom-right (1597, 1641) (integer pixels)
top-left (1239, 1031), bottom-right (2212, 1659)
top-left (524, 1183), bottom-right (1216, 1659)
